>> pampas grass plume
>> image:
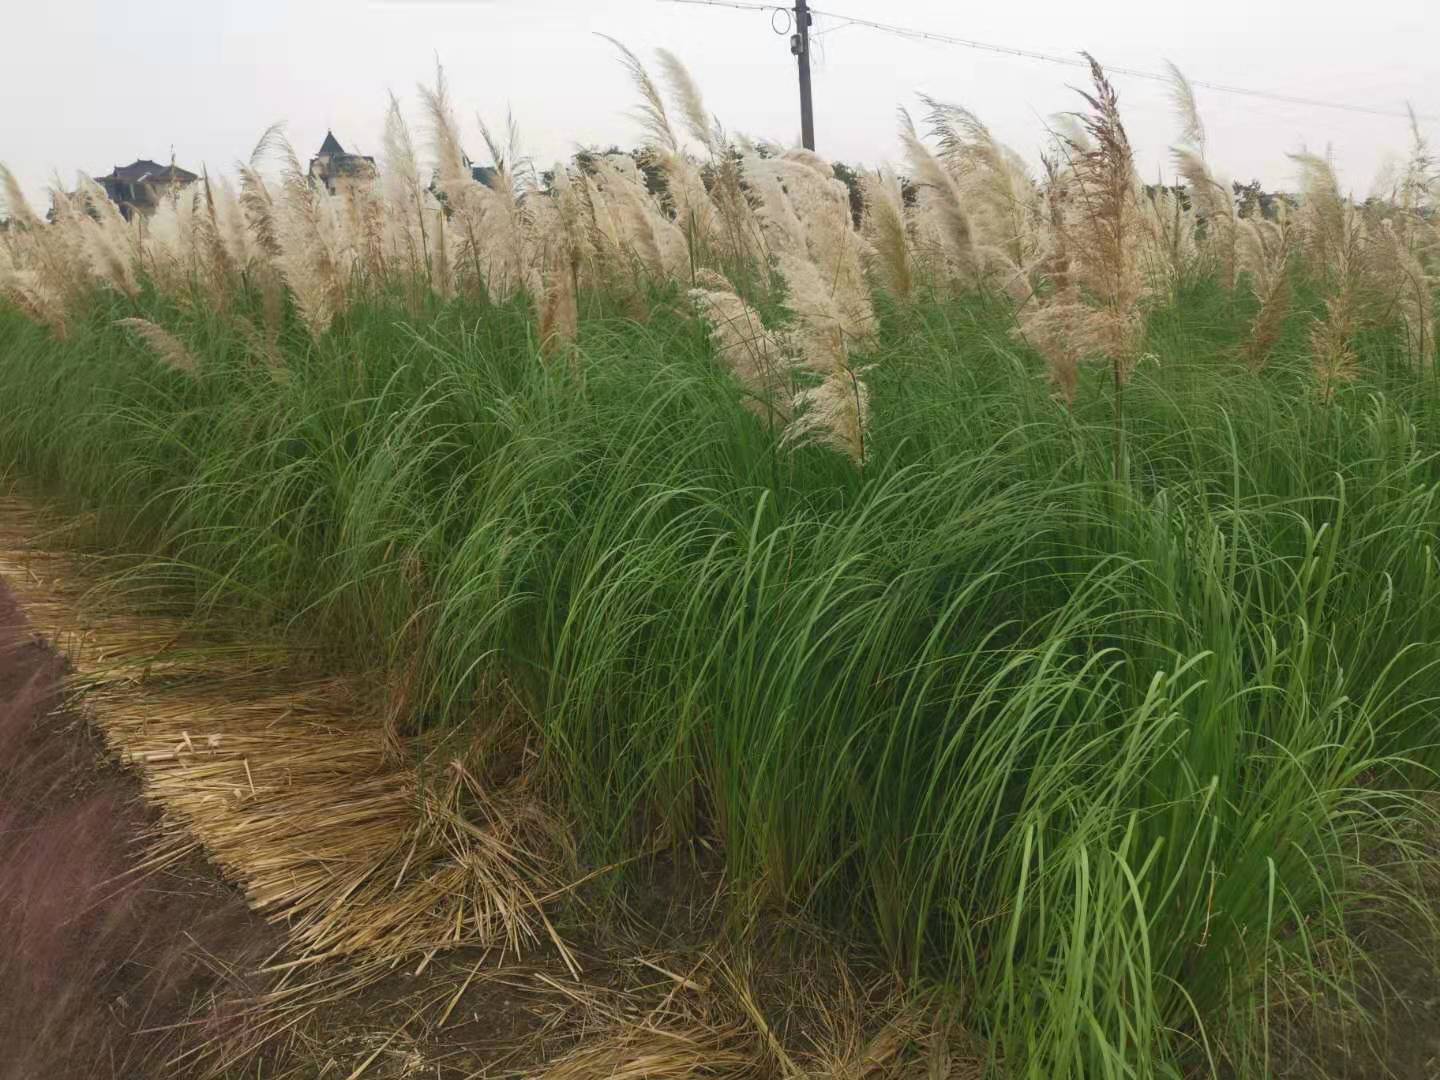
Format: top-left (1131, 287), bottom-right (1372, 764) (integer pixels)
top-left (117, 318), bottom-right (200, 375)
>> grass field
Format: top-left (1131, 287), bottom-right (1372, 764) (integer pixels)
top-left (3, 49), bottom-right (1440, 1078)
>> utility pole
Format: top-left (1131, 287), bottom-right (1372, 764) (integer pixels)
top-left (791, 0), bottom-right (815, 150)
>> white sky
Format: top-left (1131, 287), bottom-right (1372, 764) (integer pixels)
top-left (3, 0), bottom-right (1437, 210)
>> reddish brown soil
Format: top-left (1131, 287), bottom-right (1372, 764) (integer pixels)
top-left (0, 582), bottom-right (281, 1079)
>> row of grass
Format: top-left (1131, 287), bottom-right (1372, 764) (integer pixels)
top-left (3, 277), bottom-right (1440, 1077)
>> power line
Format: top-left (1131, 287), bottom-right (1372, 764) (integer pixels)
top-left (660, 0), bottom-right (1438, 125)
top-left (661, 0), bottom-right (780, 12)
top-left (805, 8), bottom-right (1437, 122)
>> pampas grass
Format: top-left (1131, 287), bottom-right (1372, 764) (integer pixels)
top-left (116, 317), bottom-right (200, 374)
top-left (1383, 218), bottom-right (1435, 365)
top-left (920, 95), bottom-right (1045, 299)
top-left (0, 163), bottom-right (41, 229)
top-left (1019, 55), bottom-right (1154, 407)
top-left (899, 108), bottom-right (977, 285)
top-left (0, 36), bottom-right (1427, 455)
top-left (657, 47), bottom-right (721, 159)
top-left (609, 43), bottom-right (722, 275)
top-left (1138, 182), bottom-right (1200, 297)
top-left (71, 175), bottom-right (141, 299)
top-left (1, 39), bottom-right (1428, 404)
top-left (1290, 151), bottom-right (1389, 395)
top-left (860, 166), bottom-right (913, 301)
top-left (741, 150), bottom-right (877, 461)
top-left (420, 63), bottom-right (538, 302)
top-left (689, 268), bottom-right (793, 424)
top-left (381, 92), bottom-right (434, 289)
top-left (538, 259), bottom-right (579, 365)
top-left (1062, 55), bottom-right (1149, 374)
top-left (781, 358), bottom-right (872, 463)
top-left (582, 153), bottom-right (688, 283)
top-left (1167, 64), bottom-right (1238, 289)
top-left (0, 36), bottom-right (1428, 457)
top-left (1237, 208), bottom-right (1293, 369)
top-left (1378, 115), bottom-right (1439, 366)
top-left (605, 36), bottom-right (683, 160)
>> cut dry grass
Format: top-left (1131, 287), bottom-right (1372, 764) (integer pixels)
top-left (526, 945), bottom-right (984, 1080)
top-left (0, 493), bottom-right (576, 990)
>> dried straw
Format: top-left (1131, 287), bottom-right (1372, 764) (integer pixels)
top-left (0, 494), bottom-right (576, 989)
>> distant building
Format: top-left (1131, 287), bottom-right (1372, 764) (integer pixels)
top-left (308, 131), bottom-right (376, 195)
top-left (95, 160), bottom-right (200, 220)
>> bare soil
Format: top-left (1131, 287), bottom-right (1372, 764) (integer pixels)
top-left (0, 582), bottom-right (283, 1078)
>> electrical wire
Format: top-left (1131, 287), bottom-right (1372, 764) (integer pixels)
top-left (660, 0), bottom-right (1437, 124)
top-left (662, 0), bottom-right (783, 13)
top-left (661, 0), bottom-right (792, 36)
top-left (803, 6), bottom-right (1438, 123)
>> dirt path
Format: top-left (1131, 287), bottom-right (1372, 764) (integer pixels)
top-left (0, 581), bottom-right (285, 1078)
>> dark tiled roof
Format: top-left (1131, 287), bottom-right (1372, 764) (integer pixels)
top-left (317, 131), bottom-right (346, 157)
top-left (97, 160), bottom-right (199, 185)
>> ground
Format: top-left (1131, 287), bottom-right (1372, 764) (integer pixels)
top-left (0, 581), bottom-right (282, 1078)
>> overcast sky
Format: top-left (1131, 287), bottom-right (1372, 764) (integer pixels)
top-left (3, 0), bottom-right (1436, 210)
